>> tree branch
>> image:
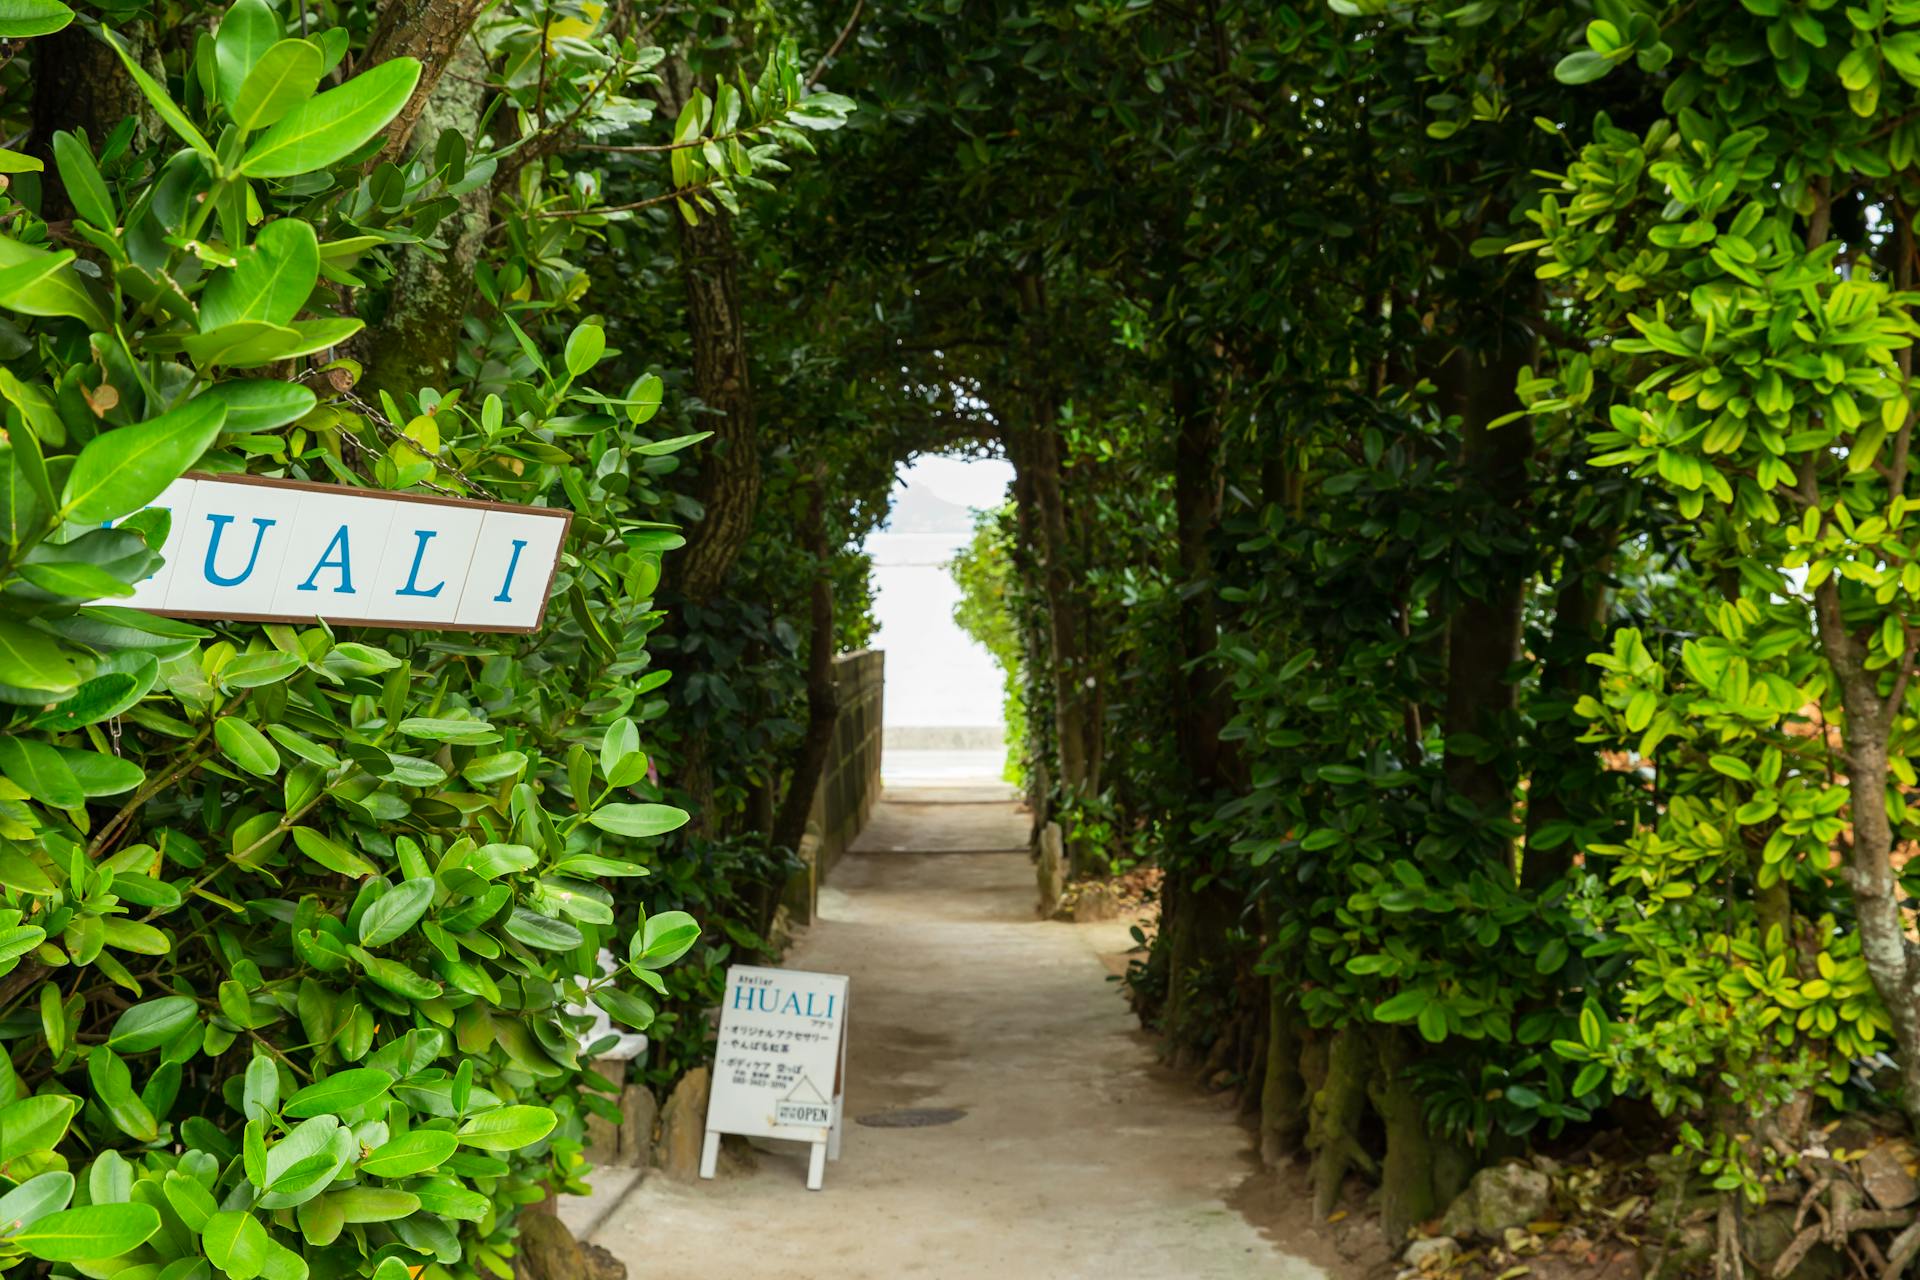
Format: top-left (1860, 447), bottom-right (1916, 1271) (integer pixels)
top-left (808, 0), bottom-right (863, 86)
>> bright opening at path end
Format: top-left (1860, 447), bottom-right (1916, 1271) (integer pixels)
top-left (866, 453), bottom-right (1014, 786)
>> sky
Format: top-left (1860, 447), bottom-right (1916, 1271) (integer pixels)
top-left (866, 453), bottom-right (1014, 731)
top-left (895, 453), bottom-right (1015, 513)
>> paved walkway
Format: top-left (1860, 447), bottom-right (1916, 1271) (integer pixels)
top-left (577, 783), bottom-right (1324, 1280)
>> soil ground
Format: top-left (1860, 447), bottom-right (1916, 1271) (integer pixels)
top-left (576, 783), bottom-right (1333, 1279)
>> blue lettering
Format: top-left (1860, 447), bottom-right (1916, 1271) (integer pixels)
top-left (781, 993), bottom-right (803, 1015)
top-left (733, 984), bottom-right (755, 1011)
top-left (755, 988), bottom-right (778, 1013)
top-left (825, 994), bottom-right (837, 1020)
top-left (297, 525), bottom-right (356, 594)
top-left (396, 529), bottom-right (445, 598)
top-left (202, 514), bottom-right (276, 587)
top-left (493, 538), bottom-right (529, 603)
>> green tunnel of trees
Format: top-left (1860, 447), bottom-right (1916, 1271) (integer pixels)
top-left (2, 0), bottom-right (1920, 1274)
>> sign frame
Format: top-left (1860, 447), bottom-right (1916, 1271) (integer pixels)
top-left (699, 964), bottom-right (849, 1191)
top-left (137, 471), bottom-right (573, 634)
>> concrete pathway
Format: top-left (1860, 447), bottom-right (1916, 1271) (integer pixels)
top-left (578, 784), bottom-right (1325, 1280)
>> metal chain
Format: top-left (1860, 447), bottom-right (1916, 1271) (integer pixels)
top-left (108, 715), bottom-right (122, 757)
top-left (295, 367), bottom-right (503, 503)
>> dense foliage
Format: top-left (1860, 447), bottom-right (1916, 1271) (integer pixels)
top-left (0, 0), bottom-right (854, 1272)
top-left (948, 504), bottom-right (1024, 785)
top-left (17, 0), bottom-right (1920, 1268)
top-left (787, 0), bottom-right (1920, 1264)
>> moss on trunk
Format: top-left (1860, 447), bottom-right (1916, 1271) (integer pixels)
top-left (363, 38), bottom-right (489, 401)
top-left (1259, 978), bottom-right (1308, 1165)
top-left (1369, 1027), bottom-right (1442, 1245)
top-left (1307, 1026), bottom-right (1374, 1219)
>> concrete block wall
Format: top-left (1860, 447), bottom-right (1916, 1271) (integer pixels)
top-left (784, 650), bottom-right (884, 923)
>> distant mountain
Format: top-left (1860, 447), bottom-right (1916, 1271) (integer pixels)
top-left (883, 479), bottom-right (978, 534)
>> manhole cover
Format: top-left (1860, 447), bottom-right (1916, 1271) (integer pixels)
top-left (855, 1107), bottom-right (967, 1128)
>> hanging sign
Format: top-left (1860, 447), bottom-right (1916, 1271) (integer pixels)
top-left (700, 964), bottom-right (849, 1191)
top-left (122, 473), bottom-right (571, 633)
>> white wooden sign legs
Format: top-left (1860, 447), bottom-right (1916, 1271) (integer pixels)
top-left (700, 965), bottom-right (850, 1191)
top-left (697, 1087), bottom-right (842, 1189)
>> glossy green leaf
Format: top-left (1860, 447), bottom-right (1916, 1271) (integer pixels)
top-left (0, 1171), bottom-right (73, 1233)
top-left (62, 397), bottom-right (228, 525)
top-left (58, 748), bottom-right (143, 797)
top-left (15, 559), bottom-right (135, 599)
top-left (586, 802), bottom-right (690, 838)
top-left (202, 1209), bottom-right (270, 1280)
top-left (214, 0), bottom-right (281, 104)
top-left (0, 844), bottom-right (54, 895)
top-left (0, 1095), bottom-right (76, 1161)
top-left (108, 996), bottom-right (199, 1052)
top-left (49, 132), bottom-right (111, 231)
top-left (16, 1202), bottom-right (160, 1261)
top-left (358, 1129), bottom-right (457, 1177)
top-left (86, 1047), bottom-right (156, 1140)
top-left (0, 621), bottom-right (78, 694)
top-left (291, 827), bottom-right (377, 878)
top-left (632, 910), bottom-right (700, 970)
top-left (592, 985), bottom-right (655, 1031)
top-left (455, 1104), bottom-right (556, 1151)
top-left (0, 736), bottom-right (82, 806)
top-left (0, 0), bottom-right (72, 38)
top-left (357, 878), bottom-right (433, 947)
top-left (201, 379), bottom-right (319, 432)
top-left (239, 57), bottom-right (422, 176)
top-left (231, 35), bottom-right (323, 129)
top-left (564, 323), bottom-right (605, 377)
top-left (504, 907), bottom-right (581, 951)
top-left (328, 1186), bottom-right (419, 1223)
top-left (397, 716), bottom-right (498, 743)
top-left (284, 1067), bottom-right (391, 1117)
top-left (29, 657), bottom-right (156, 731)
top-left (162, 1170), bottom-right (217, 1232)
top-left (201, 218), bottom-right (320, 332)
top-left (215, 716), bottom-right (281, 777)
top-left (0, 243), bottom-right (109, 330)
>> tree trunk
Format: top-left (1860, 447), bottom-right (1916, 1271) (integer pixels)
top-left (1029, 419), bottom-right (1091, 797)
top-left (1007, 406), bottom-right (1095, 869)
top-left (1369, 1027), bottom-right (1441, 1245)
top-left (1009, 450), bottom-right (1053, 838)
top-left (1520, 536), bottom-right (1615, 888)
top-left (660, 59), bottom-right (761, 609)
top-left (364, 0), bottom-right (490, 164)
top-left (1813, 578), bottom-right (1920, 1129)
top-left (769, 474), bottom-right (839, 856)
top-left (1011, 274), bottom-right (1097, 867)
top-left (1259, 971), bottom-right (1308, 1164)
top-left (28, 23), bottom-right (161, 219)
top-left (1159, 873), bottom-right (1237, 1068)
top-left (362, 38), bottom-right (490, 400)
top-left (1156, 355), bottom-right (1245, 1063)
top-left (1437, 326), bottom-right (1535, 865)
top-left (650, 62), bottom-right (761, 838)
top-left (1307, 1027), bottom-right (1374, 1219)
top-left (1170, 359), bottom-right (1232, 791)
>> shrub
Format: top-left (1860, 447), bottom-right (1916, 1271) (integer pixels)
top-left (0, 3), bottom-right (707, 1274)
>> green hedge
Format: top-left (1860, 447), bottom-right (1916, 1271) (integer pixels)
top-left (0, 2), bottom-right (718, 1275)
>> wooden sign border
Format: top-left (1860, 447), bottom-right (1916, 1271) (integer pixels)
top-left (143, 471), bottom-right (575, 635)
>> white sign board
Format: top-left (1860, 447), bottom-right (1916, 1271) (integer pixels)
top-left (123, 473), bottom-right (571, 633)
top-left (701, 965), bottom-right (849, 1190)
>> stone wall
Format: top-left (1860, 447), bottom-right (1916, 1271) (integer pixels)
top-left (782, 649), bottom-right (884, 924)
